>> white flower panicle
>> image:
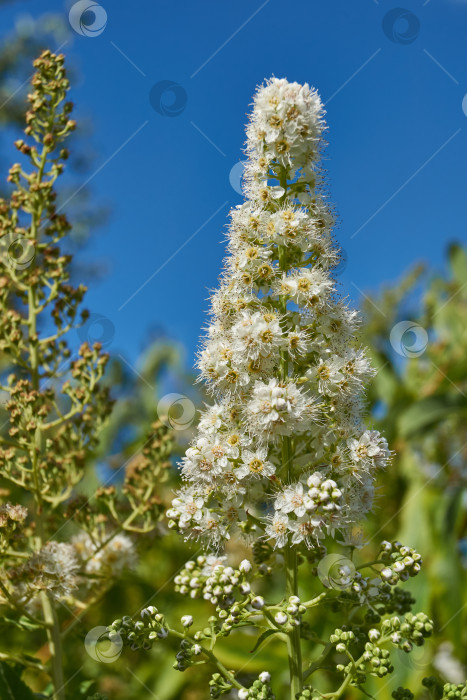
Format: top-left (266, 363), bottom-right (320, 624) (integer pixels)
top-left (72, 532), bottom-right (137, 578)
top-left (17, 542), bottom-right (80, 603)
top-left (168, 77), bottom-right (391, 551)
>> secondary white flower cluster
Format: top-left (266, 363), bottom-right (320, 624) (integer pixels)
top-left (72, 532), bottom-right (137, 581)
top-left (168, 77), bottom-right (390, 551)
top-left (10, 542), bottom-right (80, 607)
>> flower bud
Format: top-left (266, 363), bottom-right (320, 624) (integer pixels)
top-left (239, 559), bottom-right (252, 573)
top-left (275, 612), bottom-right (288, 625)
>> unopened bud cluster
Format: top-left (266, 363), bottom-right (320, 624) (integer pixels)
top-left (175, 557), bottom-right (252, 607)
top-left (392, 688), bottom-right (414, 700)
top-left (360, 641), bottom-right (394, 678)
top-left (237, 672), bottom-right (275, 699)
top-left (108, 607), bottom-right (168, 651)
top-left (379, 541), bottom-right (422, 584)
top-left (381, 612), bottom-right (434, 651)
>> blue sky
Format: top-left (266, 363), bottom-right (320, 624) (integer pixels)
top-left (2, 0), bottom-right (467, 368)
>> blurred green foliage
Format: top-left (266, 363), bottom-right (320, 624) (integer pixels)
top-left (358, 243), bottom-right (467, 697)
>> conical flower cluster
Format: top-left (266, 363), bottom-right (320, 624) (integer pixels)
top-left (167, 78), bottom-right (390, 550)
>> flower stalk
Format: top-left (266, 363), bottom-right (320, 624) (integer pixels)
top-left (0, 51), bottom-right (173, 698)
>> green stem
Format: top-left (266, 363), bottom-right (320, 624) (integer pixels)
top-left (168, 628), bottom-right (246, 691)
top-left (276, 164), bottom-right (304, 696)
top-left (285, 545), bottom-right (303, 698)
top-left (41, 592), bottom-right (66, 700)
top-left (29, 139), bottom-right (67, 700)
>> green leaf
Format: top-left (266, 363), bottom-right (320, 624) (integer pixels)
top-left (0, 662), bottom-right (37, 700)
top-left (0, 616), bottom-right (42, 632)
top-left (249, 629), bottom-right (281, 654)
top-left (397, 394), bottom-right (467, 437)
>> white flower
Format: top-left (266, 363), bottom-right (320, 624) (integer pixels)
top-left (171, 489), bottom-right (206, 526)
top-left (72, 532), bottom-right (137, 577)
top-left (197, 511), bottom-right (230, 546)
top-left (343, 473), bottom-right (376, 521)
top-left (317, 304), bottom-right (360, 349)
top-left (265, 512), bottom-right (289, 548)
top-left (286, 329), bottom-right (310, 358)
top-left (307, 355), bottom-right (345, 396)
top-left (235, 448), bottom-right (275, 480)
top-left (231, 311), bottom-right (284, 360)
top-left (347, 430), bottom-right (390, 470)
top-left (259, 671), bottom-right (271, 683)
top-left (246, 379), bottom-right (318, 438)
top-left (340, 348), bottom-right (375, 386)
top-left (288, 516), bottom-right (323, 546)
top-left (275, 482), bottom-right (309, 517)
top-left (181, 615), bottom-right (193, 628)
top-left (276, 268), bottom-right (333, 310)
top-left (181, 437), bottom-right (230, 483)
top-left (245, 77), bottom-right (324, 177)
top-left (201, 555), bottom-right (227, 577)
top-left (239, 559), bottom-right (252, 573)
top-left (27, 542), bottom-right (79, 600)
top-left (198, 404), bottom-right (225, 433)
